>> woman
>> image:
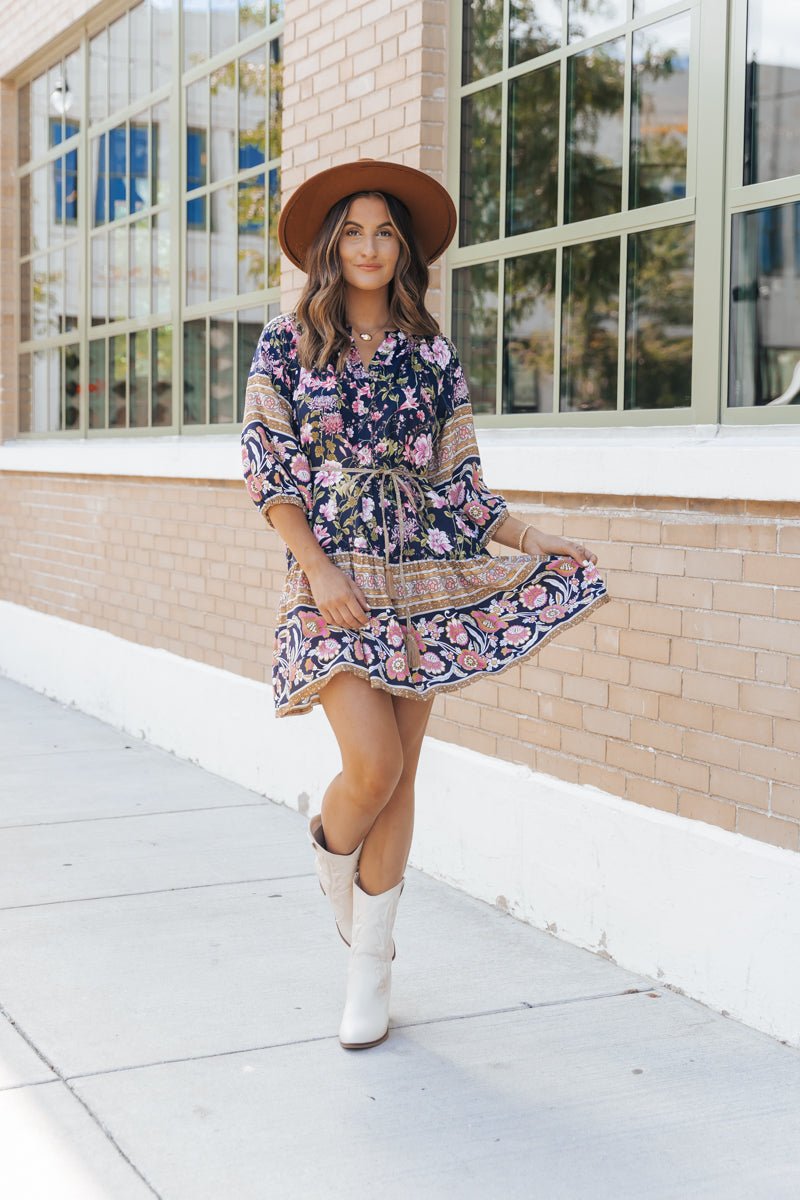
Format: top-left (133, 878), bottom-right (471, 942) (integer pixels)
top-left (241, 159), bottom-right (608, 1051)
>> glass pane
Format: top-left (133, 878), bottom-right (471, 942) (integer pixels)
top-left (565, 38), bottom-right (625, 223)
top-left (634, 0), bottom-right (672, 14)
top-left (462, 0), bottom-right (503, 84)
top-left (211, 183), bottom-right (237, 300)
top-left (210, 63), bottom-right (236, 184)
top-left (560, 236), bottom-right (620, 411)
top-left (211, 0), bottom-right (237, 51)
top-left (237, 307), bottom-right (264, 421)
top-left (18, 83), bottom-right (31, 165)
top-left (129, 4), bottom-right (151, 103)
top-left (131, 122), bottom-right (151, 213)
top-left (64, 343), bottom-right (80, 429)
top-left (20, 260), bottom-right (31, 342)
top-left (109, 124), bottom-right (129, 221)
top-left (48, 64), bottom-right (64, 149)
top-left (210, 314), bottom-right (235, 423)
top-left (92, 134), bottom-right (107, 227)
top-left (270, 0), bottom-right (283, 19)
top-left (89, 339), bottom-right (106, 428)
top-left (240, 0), bottom-right (266, 39)
top-left (130, 329), bottom-right (150, 427)
top-left (89, 30), bottom-right (108, 124)
top-left (109, 14), bottom-right (129, 113)
top-left (507, 62), bottom-right (560, 236)
top-left (152, 326), bottom-right (172, 426)
top-left (32, 256), bottom-right (48, 338)
top-left (183, 318), bottom-right (207, 424)
top-left (569, 0), bottom-right (627, 43)
top-left (187, 200), bottom-right (208, 305)
top-left (109, 333), bottom-right (128, 427)
top-left (503, 250), bottom-right (557, 413)
top-left (19, 353), bottom-right (32, 433)
top-left (48, 249), bottom-right (64, 336)
top-left (31, 73), bottom-right (49, 158)
top-left (625, 223), bottom-right (694, 409)
top-left (240, 49), bottom-right (267, 168)
top-left (153, 1), bottom-right (173, 89)
top-left (31, 350), bottom-right (48, 432)
top-left (63, 48), bottom-right (82, 125)
top-left (32, 349), bottom-right (60, 432)
top-left (91, 232), bottom-right (108, 325)
top-left (130, 218), bottom-right (150, 317)
top-left (268, 166), bottom-right (280, 287)
top-left (744, 0), bottom-right (800, 185)
top-left (269, 38), bottom-right (282, 161)
top-left (152, 212), bottom-right (171, 314)
top-left (630, 13), bottom-right (690, 210)
top-left (31, 165), bottom-right (48, 252)
top-left (184, 0), bottom-right (209, 70)
top-left (238, 174), bottom-right (265, 292)
top-left (110, 224), bottom-right (128, 320)
top-left (64, 240), bottom-right (79, 331)
top-left (451, 261), bottom-right (499, 413)
top-left (187, 79), bottom-right (209, 190)
top-left (510, 0), bottom-right (562, 68)
top-left (729, 201), bottom-right (800, 407)
top-left (459, 85), bottom-right (501, 246)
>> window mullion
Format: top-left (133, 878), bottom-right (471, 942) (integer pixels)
top-left (173, 0), bottom-right (183, 433)
top-left (79, 31), bottom-right (90, 435)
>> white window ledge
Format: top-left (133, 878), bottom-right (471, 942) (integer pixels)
top-left (1, 425), bottom-right (799, 502)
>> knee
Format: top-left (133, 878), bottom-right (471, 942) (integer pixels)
top-left (347, 743), bottom-right (404, 814)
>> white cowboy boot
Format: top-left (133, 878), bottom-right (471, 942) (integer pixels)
top-left (339, 871), bottom-right (405, 1050)
top-left (308, 814), bottom-right (363, 947)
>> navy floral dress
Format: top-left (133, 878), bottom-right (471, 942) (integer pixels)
top-left (241, 312), bottom-right (608, 717)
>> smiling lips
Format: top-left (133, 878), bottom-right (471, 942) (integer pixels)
top-left (359, 264), bottom-right (382, 271)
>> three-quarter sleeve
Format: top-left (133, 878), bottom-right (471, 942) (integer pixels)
top-left (428, 337), bottom-right (509, 553)
top-left (241, 316), bottom-right (313, 529)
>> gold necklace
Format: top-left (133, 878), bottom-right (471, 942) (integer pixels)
top-left (351, 319), bottom-right (390, 342)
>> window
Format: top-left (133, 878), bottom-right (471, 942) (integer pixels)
top-left (17, 0), bottom-right (283, 436)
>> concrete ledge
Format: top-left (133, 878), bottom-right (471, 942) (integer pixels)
top-left (3, 424), bottom-right (800, 501)
top-left (1, 597), bottom-right (798, 1048)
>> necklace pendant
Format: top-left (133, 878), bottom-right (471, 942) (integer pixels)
top-left (358, 332), bottom-right (372, 342)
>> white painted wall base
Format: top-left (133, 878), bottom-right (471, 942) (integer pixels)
top-left (2, 598), bottom-right (798, 1049)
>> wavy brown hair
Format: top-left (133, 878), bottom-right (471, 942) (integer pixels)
top-left (294, 190), bottom-right (440, 374)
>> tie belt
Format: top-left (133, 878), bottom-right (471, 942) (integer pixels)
top-left (332, 465), bottom-right (428, 670)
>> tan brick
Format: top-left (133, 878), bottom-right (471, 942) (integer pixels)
top-left (631, 545), bottom-right (685, 576)
top-left (606, 740), bottom-right (656, 777)
top-left (518, 716), bottom-right (561, 750)
top-left (628, 603), bottom-right (682, 636)
top-left (773, 718), bottom-right (800, 754)
top-left (778, 525), bottom-right (800, 554)
top-left (605, 570), bottom-right (658, 602)
top-left (657, 754), bottom-right (709, 792)
top-left (755, 652), bottom-right (787, 685)
top-left (662, 522), bottom-right (716, 549)
top-left (659, 694), bottom-right (713, 731)
top-left (537, 695), bottom-right (584, 729)
top-left (771, 784), bottom-right (800, 821)
top-left (520, 664), bottom-right (563, 696)
top-left (578, 763), bottom-right (628, 798)
top-left (536, 644), bottom-right (583, 674)
top-left (582, 706), bottom-right (631, 740)
top-left (735, 744), bottom-right (799, 787)
top-left (683, 729), bottom-right (740, 770)
top-left (582, 652), bottom-right (630, 684)
top-left (480, 706), bottom-right (519, 738)
top-left (682, 670), bottom-right (739, 707)
top-left (630, 717), bottom-right (683, 754)
top-left (619, 629), bottom-right (672, 664)
top-left (595, 625), bottom-right (620, 654)
top-left (775, 590), bottom-right (800, 620)
top-left (716, 523), bottom-right (777, 552)
top-left (669, 639), bottom-right (698, 669)
top-left (739, 615), bottom-right (800, 655)
top-left (743, 554), bottom-right (800, 587)
top-left (625, 776), bottom-right (678, 814)
top-left (609, 516), bottom-right (660, 545)
top-left (495, 737), bottom-right (535, 769)
top-left (497, 683), bottom-right (539, 719)
top-left (629, 660), bottom-right (682, 696)
top-left (677, 790), bottom-right (736, 832)
top-left (685, 548), bottom-right (743, 581)
top-left (696, 644), bottom-right (755, 679)
top-left (711, 705), bottom-right (772, 746)
top-left (562, 674), bottom-right (609, 706)
top-left (559, 726), bottom-right (607, 763)
top-left (739, 682), bottom-right (800, 721)
top-left (657, 576), bottom-right (713, 608)
top-left (736, 809), bottom-right (799, 851)
top-left (534, 750), bottom-right (582, 784)
top-left (681, 610), bottom-right (739, 643)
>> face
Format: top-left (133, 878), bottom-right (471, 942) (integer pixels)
top-left (337, 194), bottom-right (401, 293)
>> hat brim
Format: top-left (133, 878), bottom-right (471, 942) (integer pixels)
top-left (277, 159), bottom-right (458, 272)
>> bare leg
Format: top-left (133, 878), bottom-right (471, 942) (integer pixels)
top-left (357, 693), bottom-right (434, 895)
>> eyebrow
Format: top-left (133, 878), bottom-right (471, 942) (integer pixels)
top-left (343, 220), bottom-right (393, 228)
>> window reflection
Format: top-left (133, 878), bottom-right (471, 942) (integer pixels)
top-left (565, 38), bottom-right (625, 223)
top-left (568, 0), bottom-right (626, 43)
top-left (152, 326), bottom-right (173, 427)
top-left (744, 0), bottom-right (800, 185)
top-left (89, 339), bottom-right (106, 427)
top-left (503, 250), bottom-right (557, 413)
top-left (130, 328), bottom-right (150, 426)
top-left (452, 261), bottom-right (499, 413)
top-left (459, 85), bottom-right (502, 246)
top-left (625, 223), bottom-right (693, 409)
top-left (509, 0), bottom-right (561, 68)
top-left (730, 201), bottom-right (800, 407)
top-left (630, 13), bottom-right (690, 210)
top-left (560, 236), bottom-right (619, 411)
top-left (183, 318), bottom-right (207, 424)
top-left (210, 314), bottom-right (235, 423)
top-left (462, 0), bottom-right (503, 85)
top-left (506, 63), bottom-right (559, 236)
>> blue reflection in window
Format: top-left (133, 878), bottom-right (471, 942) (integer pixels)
top-left (51, 120), bottom-right (79, 223)
top-left (187, 128), bottom-right (207, 229)
top-left (94, 125), bottom-right (150, 223)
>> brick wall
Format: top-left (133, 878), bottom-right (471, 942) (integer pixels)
top-left (281, 0), bottom-right (449, 321)
top-left (2, 471), bottom-right (799, 852)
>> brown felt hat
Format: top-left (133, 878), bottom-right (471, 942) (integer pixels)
top-left (277, 158), bottom-right (458, 272)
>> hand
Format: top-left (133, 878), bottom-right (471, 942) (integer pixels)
top-left (305, 559), bottom-right (371, 630)
top-left (522, 527), bottom-right (598, 566)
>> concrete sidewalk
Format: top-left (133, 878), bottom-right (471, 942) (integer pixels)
top-left (1, 674), bottom-right (798, 1200)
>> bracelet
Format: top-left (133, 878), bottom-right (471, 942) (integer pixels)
top-left (517, 524), bottom-right (531, 553)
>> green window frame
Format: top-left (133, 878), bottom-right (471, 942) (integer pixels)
top-left (16, 0), bottom-right (283, 438)
top-left (448, 0), bottom-right (800, 426)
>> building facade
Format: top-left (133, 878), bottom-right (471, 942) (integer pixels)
top-left (1, 0), bottom-right (799, 1045)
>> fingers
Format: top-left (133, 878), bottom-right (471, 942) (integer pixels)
top-left (566, 540), bottom-right (598, 566)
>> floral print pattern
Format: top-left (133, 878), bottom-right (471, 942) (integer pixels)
top-left (241, 312), bottom-right (609, 716)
